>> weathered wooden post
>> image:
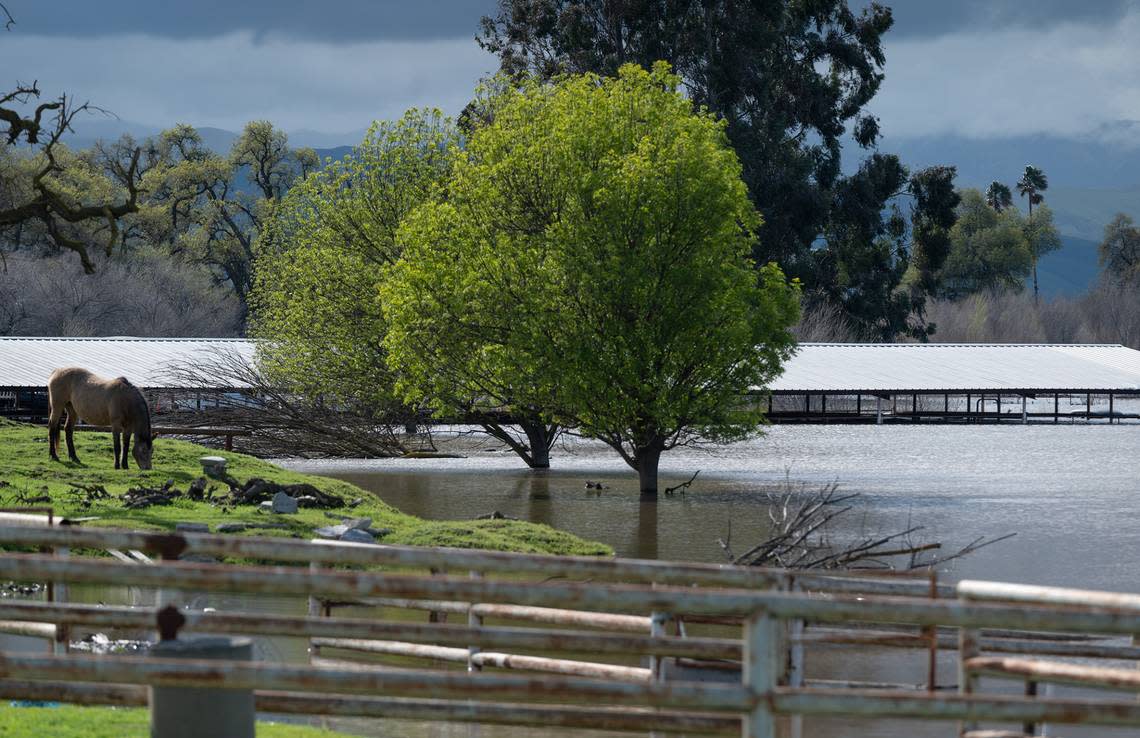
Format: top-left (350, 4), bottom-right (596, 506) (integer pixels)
top-left (150, 607), bottom-right (255, 738)
top-left (468, 571), bottom-right (483, 672)
top-left (743, 611), bottom-right (781, 738)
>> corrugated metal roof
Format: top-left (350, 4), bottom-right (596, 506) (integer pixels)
top-left (0, 337), bottom-right (256, 389)
top-left (3, 338), bottom-right (1140, 394)
top-left (769, 343), bottom-right (1140, 393)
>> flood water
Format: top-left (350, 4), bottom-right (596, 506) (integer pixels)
top-left (290, 424), bottom-right (1140, 591)
top-left (13, 425), bottom-right (1137, 738)
top-left (284, 424), bottom-right (1140, 738)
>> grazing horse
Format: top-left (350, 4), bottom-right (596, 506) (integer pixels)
top-left (48, 368), bottom-right (153, 470)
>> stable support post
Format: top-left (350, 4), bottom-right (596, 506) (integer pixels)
top-left (1022, 395), bottom-right (1028, 425)
top-left (743, 612), bottom-right (780, 738)
top-left (876, 395), bottom-right (882, 425)
top-left (150, 637), bottom-right (254, 738)
top-left (856, 394), bottom-right (861, 417)
top-left (1087, 392), bottom-right (1092, 421)
top-left (1110, 393), bottom-right (1115, 424)
top-left (1054, 393), bottom-right (1059, 424)
top-left (966, 393), bottom-right (971, 421)
top-left (912, 393), bottom-right (918, 421)
top-left (821, 394), bottom-right (827, 418)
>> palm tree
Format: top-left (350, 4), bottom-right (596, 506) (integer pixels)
top-left (985, 181), bottom-right (1012, 212)
top-left (1016, 165), bottom-right (1049, 301)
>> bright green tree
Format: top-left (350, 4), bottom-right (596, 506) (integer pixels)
top-left (250, 109), bottom-right (459, 418)
top-left (939, 189), bottom-right (1032, 298)
top-left (384, 63), bottom-right (800, 496)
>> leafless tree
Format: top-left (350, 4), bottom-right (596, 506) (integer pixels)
top-left (161, 349), bottom-right (409, 458)
top-left (719, 477), bottom-right (1013, 570)
top-left (793, 299), bottom-right (864, 342)
top-left (0, 253), bottom-right (240, 336)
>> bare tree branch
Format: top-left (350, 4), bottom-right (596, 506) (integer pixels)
top-left (720, 476), bottom-right (1015, 571)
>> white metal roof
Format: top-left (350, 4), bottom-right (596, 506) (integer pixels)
top-left (769, 343), bottom-right (1140, 393)
top-left (3, 338), bottom-right (1140, 394)
top-left (0, 337), bottom-right (256, 389)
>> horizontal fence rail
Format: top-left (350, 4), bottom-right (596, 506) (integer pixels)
top-left (4, 523), bottom-right (1140, 735)
top-left (0, 524), bottom-right (944, 595)
top-left (5, 552), bottom-right (1140, 633)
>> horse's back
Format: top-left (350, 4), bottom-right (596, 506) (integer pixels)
top-left (48, 368), bottom-right (116, 425)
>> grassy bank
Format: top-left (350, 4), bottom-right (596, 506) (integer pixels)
top-left (0, 421), bottom-right (610, 556)
top-left (0, 704), bottom-right (354, 737)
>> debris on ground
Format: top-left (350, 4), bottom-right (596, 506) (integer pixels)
top-left (475, 510), bottom-right (520, 521)
top-left (229, 478), bottom-right (343, 509)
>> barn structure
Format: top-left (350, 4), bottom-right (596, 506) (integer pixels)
top-left (2, 338), bottom-right (1140, 425)
top-left (0, 337), bottom-right (256, 422)
top-left (765, 343), bottom-right (1140, 423)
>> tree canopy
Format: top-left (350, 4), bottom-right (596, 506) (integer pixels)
top-left (1100, 213), bottom-right (1140, 285)
top-left (250, 109), bottom-right (459, 419)
top-left (939, 189), bottom-right (1032, 299)
top-left (383, 63), bottom-right (800, 495)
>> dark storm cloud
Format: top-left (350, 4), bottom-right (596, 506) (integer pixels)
top-left (2, 0), bottom-right (498, 40)
top-left (871, 0), bottom-right (1134, 38)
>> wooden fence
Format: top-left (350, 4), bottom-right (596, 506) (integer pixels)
top-left (1, 523), bottom-right (1140, 736)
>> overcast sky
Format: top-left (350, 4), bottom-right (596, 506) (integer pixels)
top-left (1, 0), bottom-right (1138, 143)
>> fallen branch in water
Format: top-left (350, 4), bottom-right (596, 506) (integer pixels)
top-left (664, 470), bottom-right (700, 496)
top-left (719, 476), bottom-right (1015, 571)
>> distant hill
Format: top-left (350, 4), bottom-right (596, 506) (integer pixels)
top-left (62, 119), bottom-right (361, 156)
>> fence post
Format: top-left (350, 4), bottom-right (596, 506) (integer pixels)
top-left (786, 577), bottom-right (804, 738)
top-left (743, 611), bottom-right (780, 738)
top-left (957, 622), bottom-right (980, 736)
top-left (149, 636), bottom-right (255, 738)
top-left (50, 532), bottom-right (69, 655)
top-left (307, 561), bottom-right (320, 664)
top-left (467, 571), bottom-right (483, 672)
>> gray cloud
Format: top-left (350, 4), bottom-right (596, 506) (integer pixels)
top-left (873, 6), bottom-right (1140, 141)
top-left (0, 32), bottom-right (496, 134)
top-left (862, 0), bottom-right (1133, 38)
top-left (2, 0), bottom-right (497, 41)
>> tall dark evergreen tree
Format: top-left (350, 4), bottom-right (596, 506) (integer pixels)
top-left (479, 1), bottom-right (922, 335)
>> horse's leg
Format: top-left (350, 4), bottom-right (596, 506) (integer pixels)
top-left (112, 430), bottom-right (121, 470)
top-left (121, 432), bottom-right (131, 470)
top-left (47, 401), bottom-right (64, 461)
top-left (64, 405), bottom-right (79, 463)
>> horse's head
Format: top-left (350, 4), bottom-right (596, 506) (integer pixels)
top-left (133, 434), bottom-right (154, 470)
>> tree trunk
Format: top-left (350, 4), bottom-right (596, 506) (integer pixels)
top-left (521, 420), bottom-right (552, 469)
top-left (480, 419), bottom-right (556, 470)
top-left (635, 445), bottom-right (663, 499)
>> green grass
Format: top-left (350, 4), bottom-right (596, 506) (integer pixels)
top-left (0, 420), bottom-right (610, 556)
top-left (0, 704), bottom-right (355, 737)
